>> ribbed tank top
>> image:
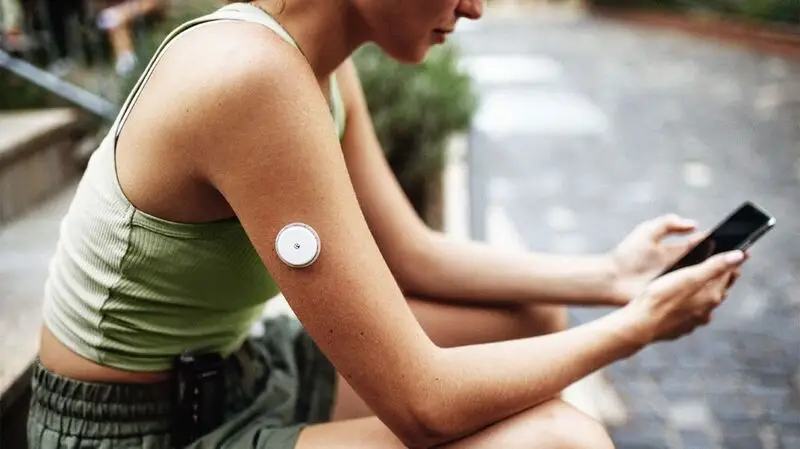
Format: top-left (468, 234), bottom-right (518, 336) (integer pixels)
top-left (42, 2), bottom-right (347, 372)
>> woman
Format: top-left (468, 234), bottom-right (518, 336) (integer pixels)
top-left (29, 1), bottom-right (746, 448)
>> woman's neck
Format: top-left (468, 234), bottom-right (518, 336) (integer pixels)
top-left (253, 0), bottom-right (369, 78)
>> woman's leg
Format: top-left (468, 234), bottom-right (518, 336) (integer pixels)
top-left (332, 296), bottom-right (568, 420)
top-left (407, 296), bottom-right (568, 347)
top-left (44, 0), bottom-right (70, 59)
top-left (105, 23), bottom-right (137, 73)
top-left (299, 399), bottom-right (614, 449)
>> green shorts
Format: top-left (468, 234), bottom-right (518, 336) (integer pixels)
top-left (27, 316), bottom-right (337, 448)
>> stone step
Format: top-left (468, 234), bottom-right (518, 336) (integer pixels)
top-left (0, 108), bottom-right (95, 448)
top-left (0, 108), bottom-right (95, 227)
top-left (0, 182), bottom-right (77, 449)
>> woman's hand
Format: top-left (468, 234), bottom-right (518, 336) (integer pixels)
top-left (626, 250), bottom-right (745, 343)
top-left (607, 214), bottom-right (743, 305)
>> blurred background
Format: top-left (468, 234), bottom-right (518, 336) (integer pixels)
top-left (0, 0), bottom-right (798, 448)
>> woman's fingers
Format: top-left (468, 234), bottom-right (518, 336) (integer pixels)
top-left (697, 309), bottom-right (713, 326)
top-left (657, 250), bottom-right (745, 298)
top-left (643, 214), bottom-right (698, 242)
top-left (726, 269), bottom-right (741, 289)
top-left (663, 229), bottom-right (711, 265)
top-left (664, 321), bottom-right (699, 341)
top-left (688, 230), bottom-right (711, 247)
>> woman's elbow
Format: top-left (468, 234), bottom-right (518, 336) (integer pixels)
top-left (385, 387), bottom-right (463, 449)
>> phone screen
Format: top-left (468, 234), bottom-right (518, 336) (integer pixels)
top-left (662, 202), bottom-right (774, 275)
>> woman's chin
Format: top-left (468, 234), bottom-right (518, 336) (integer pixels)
top-left (386, 44), bottom-right (434, 65)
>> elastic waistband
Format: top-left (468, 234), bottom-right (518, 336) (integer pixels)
top-left (29, 361), bottom-right (174, 438)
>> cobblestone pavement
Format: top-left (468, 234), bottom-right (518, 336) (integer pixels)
top-left (454, 8), bottom-right (800, 449)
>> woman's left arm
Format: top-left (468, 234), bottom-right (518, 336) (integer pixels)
top-left (337, 60), bottom-right (689, 308)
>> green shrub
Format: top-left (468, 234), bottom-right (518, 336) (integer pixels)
top-left (737, 0), bottom-right (800, 24)
top-left (352, 43), bottom-right (478, 222)
top-left (593, 0), bottom-right (799, 24)
top-left (0, 71), bottom-right (60, 110)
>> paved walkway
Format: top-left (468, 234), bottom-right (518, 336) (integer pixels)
top-left (454, 7), bottom-right (800, 449)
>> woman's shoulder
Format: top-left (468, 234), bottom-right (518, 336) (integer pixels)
top-left (137, 19), bottom-right (320, 147)
top-left (161, 19), bottom-right (310, 95)
top-left (112, 17), bottom-right (327, 219)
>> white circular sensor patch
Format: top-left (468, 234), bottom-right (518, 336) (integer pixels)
top-left (275, 223), bottom-right (321, 268)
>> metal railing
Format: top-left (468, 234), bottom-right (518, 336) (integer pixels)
top-left (0, 48), bottom-right (117, 119)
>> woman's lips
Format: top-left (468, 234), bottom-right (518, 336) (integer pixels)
top-left (432, 28), bottom-right (454, 43)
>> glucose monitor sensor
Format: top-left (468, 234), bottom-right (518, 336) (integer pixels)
top-left (275, 223), bottom-right (321, 268)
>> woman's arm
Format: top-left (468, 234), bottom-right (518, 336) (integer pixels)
top-left (177, 26), bottom-right (737, 448)
top-left (416, 234), bottom-right (624, 305)
top-left (335, 60), bottom-right (623, 307)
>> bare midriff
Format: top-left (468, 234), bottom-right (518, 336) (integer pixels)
top-left (38, 325), bottom-right (171, 384)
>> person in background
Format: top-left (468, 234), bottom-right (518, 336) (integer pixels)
top-left (41, 0), bottom-right (90, 76)
top-left (0, 0), bottom-right (24, 53)
top-left (96, 0), bottom-right (166, 75)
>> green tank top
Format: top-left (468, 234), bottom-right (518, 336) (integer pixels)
top-left (42, 3), bottom-right (347, 372)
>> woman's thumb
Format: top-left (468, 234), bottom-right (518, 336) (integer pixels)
top-left (662, 250), bottom-right (745, 295)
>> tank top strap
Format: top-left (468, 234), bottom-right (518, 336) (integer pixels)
top-left (212, 2), bottom-right (301, 51)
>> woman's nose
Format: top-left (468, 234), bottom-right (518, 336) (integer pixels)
top-left (457, 0), bottom-right (483, 20)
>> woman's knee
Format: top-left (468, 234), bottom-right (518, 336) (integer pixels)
top-left (516, 303), bottom-right (569, 336)
top-left (446, 399), bottom-right (613, 449)
top-left (534, 400), bottom-right (615, 449)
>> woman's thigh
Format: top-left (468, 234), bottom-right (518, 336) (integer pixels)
top-left (332, 296), bottom-right (567, 420)
top-left (299, 399), bottom-right (614, 449)
top-left (403, 296), bottom-right (568, 348)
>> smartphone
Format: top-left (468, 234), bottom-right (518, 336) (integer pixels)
top-left (660, 201), bottom-right (776, 275)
